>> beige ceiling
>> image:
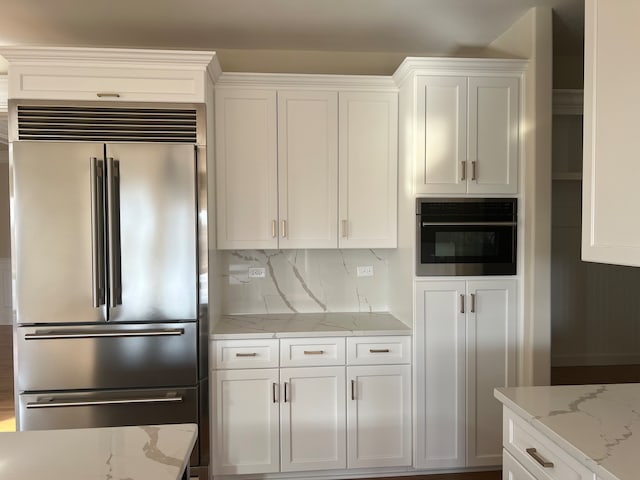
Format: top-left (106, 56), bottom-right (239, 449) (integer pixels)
top-left (0, 0), bottom-right (583, 72)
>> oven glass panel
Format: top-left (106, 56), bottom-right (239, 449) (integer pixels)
top-left (421, 225), bottom-right (514, 265)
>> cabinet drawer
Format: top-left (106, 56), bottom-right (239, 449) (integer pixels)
top-left (212, 339), bottom-right (279, 369)
top-left (347, 336), bottom-right (411, 365)
top-left (10, 65), bottom-right (206, 103)
top-left (503, 408), bottom-right (595, 480)
top-left (280, 337), bottom-right (345, 367)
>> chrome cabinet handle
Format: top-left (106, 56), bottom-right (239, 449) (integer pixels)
top-left (341, 219), bottom-right (348, 238)
top-left (96, 92), bottom-right (121, 98)
top-left (351, 380), bottom-right (356, 400)
top-left (471, 293), bottom-right (476, 313)
top-left (107, 158), bottom-right (122, 308)
top-left (526, 448), bottom-right (554, 468)
top-left (90, 157), bottom-right (106, 308)
top-left (27, 393), bottom-right (182, 408)
top-left (461, 161), bottom-right (467, 181)
top-left (472, 160), bottom-right (477, 181)
top-left (281, 219), bottom-right (287, 238)
top-left (235, 352), bottom-right (257, 357)
top-left (271, 219), bottom-right (277, 238)
top-left (24, 328), bottom-right (185, 340)
top-left (303, 350), bottom-right (324, 355)
top-left (369, 348), bottom-right (390, 353)
top-left (460, 294), bottom-right (465, 314)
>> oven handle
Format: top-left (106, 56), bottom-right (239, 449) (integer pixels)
top-left (26, 393), bottom-right (183, 409)
top-left (421, 221), bottom-right (516, 226)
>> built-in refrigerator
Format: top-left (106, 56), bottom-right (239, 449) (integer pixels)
top-left (10, 109), bottom-right (209, 469)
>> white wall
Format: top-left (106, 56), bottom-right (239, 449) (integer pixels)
top-left (485, 7), bottom-right (553, 386)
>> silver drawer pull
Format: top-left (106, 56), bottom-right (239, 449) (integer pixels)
top-left (96, 92), bottom-right (121, 98)
top-left (25, 328), bottom-right (184, 340)
top-left (303, 350), bottom-right (324, 355)
top-left (235, 352), bottom-right (258, 357)
top-left (526, 448), bottom-right (554, 468)
top-left (369, 348), bottom-right (390, 353)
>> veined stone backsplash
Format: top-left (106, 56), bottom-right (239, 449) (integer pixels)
top-left (219, 249), bottom-right (391, 314)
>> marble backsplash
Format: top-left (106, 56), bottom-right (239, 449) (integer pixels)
top-left (218, 249), bottom-right (392, 314)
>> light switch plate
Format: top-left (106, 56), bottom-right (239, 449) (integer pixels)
top-left (248, 267), bottom-right (266, 278)
top-left (356, 266), bottom-right (374, 277)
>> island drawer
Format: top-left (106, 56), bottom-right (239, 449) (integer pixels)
top-left (503, 408), bottom-right (596, 480)
top-left (212, 339), bottom-right (279, 369)
top-left (280, 337), bottom-right (346, 367)
top-left (346, 336), bottom-right (411, 365)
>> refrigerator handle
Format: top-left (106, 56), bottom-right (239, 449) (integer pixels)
top-left (107, 158), bottom-right (123, 309)
top-left (90, 157), bottom-right (106, 308)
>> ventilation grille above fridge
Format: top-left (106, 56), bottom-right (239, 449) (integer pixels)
top-left (16, 105), bottom-right (198, 143)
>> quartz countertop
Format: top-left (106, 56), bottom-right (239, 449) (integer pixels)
top-left (0, 423), bottom-right (197, 480)
top-left (211, 312), bottom-right (411, 339)
top-left (495, 384), bottom-right (640, 480)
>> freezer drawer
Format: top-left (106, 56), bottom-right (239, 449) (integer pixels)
top-left (17, 322), bottom-right (197, 391)
top-left (19, 386), bottom-right (199, 464)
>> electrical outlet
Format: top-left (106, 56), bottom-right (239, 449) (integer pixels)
top-left (248, 267), bottom-right (266, 278)
top-left (356, 265), bottom-right (374, 277)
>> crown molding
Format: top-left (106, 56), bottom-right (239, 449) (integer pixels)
top-left (0, 46), bottom-right (221, 82)
top-left (216, 72), bottom-right (397, 91)
top-left (392, 56), bottom-right (528, 86)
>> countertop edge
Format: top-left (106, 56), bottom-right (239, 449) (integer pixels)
top-left (210, 329), bottom-right (412, 340)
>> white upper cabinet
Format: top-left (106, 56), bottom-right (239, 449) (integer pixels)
top-left (415, 74), bottom-right (519, 195)
top-left (215, 77), bottom-right (398, 250)
top-left (278, 91), bottom-right (338, 249)
top-left (215, 88), bottom-right (279, 249)
top-left (582, 0), bottom-right (640, 266)
top-left (339, 91), bottom-right (398, 248)
top-left (0, 47), bottom-right (219, 103)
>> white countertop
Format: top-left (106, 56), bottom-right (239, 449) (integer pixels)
top-left (0, 423), bottom-right (197, 480)
top-left (211, 312), bottom-right (411, 339)
top-left (495, 384), bottom-right (640, 480)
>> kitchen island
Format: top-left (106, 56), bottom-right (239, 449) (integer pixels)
top-left (495, 384), bottom-right (640, 480)
top-left (0, 423), bottom-right (197, 480)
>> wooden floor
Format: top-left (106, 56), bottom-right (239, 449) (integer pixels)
top-left (0, 325), bottom-right (15, 432)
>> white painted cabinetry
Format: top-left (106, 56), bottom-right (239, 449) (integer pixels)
top-left (215, 78), bottom-right (398, 250)
top-left (582, 0), bottom-right (640, 267)
top-left (211, 334), bottom-right (411, 475)
top-left (414, 279), bottom-right (516, 469)
top-left (416, 75), bottom-right (519, 195)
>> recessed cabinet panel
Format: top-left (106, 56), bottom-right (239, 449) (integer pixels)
top-left (215, 89), bottom-right (278, 249)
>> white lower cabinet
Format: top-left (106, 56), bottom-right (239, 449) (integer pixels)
top-left (211, 335), bottom-right (412, 475)
top-left (415, 279), bottom-right (517, 469)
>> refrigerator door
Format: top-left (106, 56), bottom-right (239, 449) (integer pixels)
top-left (17, 322), bottom-right (197, 391)
top-left (12, 141), bottom-right (107, 325)
top-left (106, 143), bottom-right (197, 323)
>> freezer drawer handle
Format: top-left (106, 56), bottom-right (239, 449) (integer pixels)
top-left (26, 393), bottom-right (183, 409)
top-left (24, 328), bottom-right (185, 340)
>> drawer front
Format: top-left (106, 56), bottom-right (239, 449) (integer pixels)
top-left (11, 65), bottom-right (205, 103)
top-left (346, 336), bottom-right (411, 365)
top-left (213, 339), bottom-right (279, 369)
top-left (280, 337), bottom-right (346, 367)
top-left (503, 408), bottom-right (596, 480)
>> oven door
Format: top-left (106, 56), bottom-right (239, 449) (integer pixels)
top-left (416, 221), bottom-right (516, 276)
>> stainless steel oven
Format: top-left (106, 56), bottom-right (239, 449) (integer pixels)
top-left (416, 198), bottom-right (517, 276)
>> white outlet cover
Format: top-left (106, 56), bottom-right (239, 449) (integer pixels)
top-left (356, 266), bottom-right (374, 277)
top-left (248, 267), bottom-right (266, 278)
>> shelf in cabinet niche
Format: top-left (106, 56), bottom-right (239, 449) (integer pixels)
top-left (552, 172), bottom-right (582, 181)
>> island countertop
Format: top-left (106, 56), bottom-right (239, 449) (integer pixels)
top-left (0, 423), bottom-right (197, 480)
top-left (495, 384), bottom-right (640, 480)
top-left (211, 311), bottom-right (411, 339)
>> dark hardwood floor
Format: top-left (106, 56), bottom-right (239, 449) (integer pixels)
top-left (0, 324), bottom-right (15, 432)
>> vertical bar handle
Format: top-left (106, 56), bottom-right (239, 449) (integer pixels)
top-left (461, 161), bottom-right (467, 181)
top-left (460, 294), bottom-right (465, 314)
top-left (271, 220), bottom-right (277, 238)
top-left (284, 382), bottom-right (289, 403)
top-left (281, 219), bottom-right (287, 238)
top-left (273, 383), bottom-right (278, 403)
top-left (351, 380), bottom-right (356, 400)
top-left (90, 157), bottom-right (106, 308)
top-left (471, 293), bottom-right (476, 313)
top-left (472, 160), bottom-right (477, 181)
top-left (341, 219), bottom-right (348, 238)
top-left (108, 158), bottom-right (123, 308)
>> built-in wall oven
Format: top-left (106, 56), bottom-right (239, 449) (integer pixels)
top-left (416, 198), bottom-right (517, 276)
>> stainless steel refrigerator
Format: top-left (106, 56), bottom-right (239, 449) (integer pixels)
top-left (10, 135), bottom-right (208, 468)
